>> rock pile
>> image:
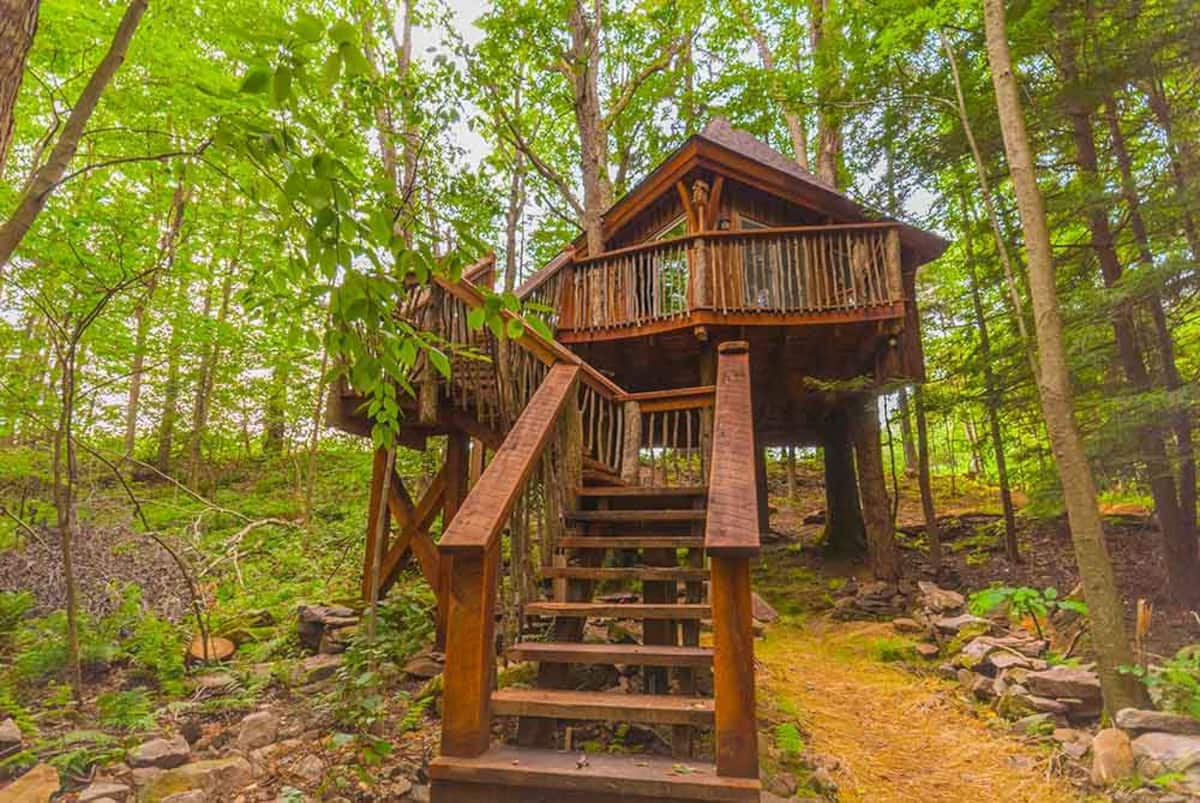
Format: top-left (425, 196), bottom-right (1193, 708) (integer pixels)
top-left (296, 604), bottom-right (359, 654)
top-left (1099, 709), bottom-right (1200, 797)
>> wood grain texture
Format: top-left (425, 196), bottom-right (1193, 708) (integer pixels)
top-left (491, 688), bottom-right (714, 726)
top-left (523, 602), bottom-right (712, 619)
top-left (508, 641), bottom-right (713, 667)
top-left (705, 342), bottom-right (761, 556)
top-left (710, 555), bottom-right (758, 778)
top-left (439, 541), bottom-right (500, 757)
top-left (439, 363), bottom-right (580, 553)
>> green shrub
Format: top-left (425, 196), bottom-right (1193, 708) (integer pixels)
top-left (775, 722), bottom-right (805, 758)
top-left (1124, 647), bottom-right (1200, 719)
top-left (967, 585), bottom-right (1087, 639)
top-left (0, 591), bottom-right (34, 641)
top-left (97, 689), bottom-right (157, 732)
top-left (870, 637), bottom-right (916, 662)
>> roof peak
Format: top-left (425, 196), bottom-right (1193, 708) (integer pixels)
top-left (696, 117), bottom-right (834, 190)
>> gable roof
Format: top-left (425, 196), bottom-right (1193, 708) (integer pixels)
top-left (517, 118), bottom-right (948, 297)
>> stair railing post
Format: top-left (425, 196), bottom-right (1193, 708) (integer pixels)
top-left (711, 552), bottom-right (758, 777)
top-left (440, 539), bottom-right (500, 758)
top-left (620, 400), bottom-right (641, 485)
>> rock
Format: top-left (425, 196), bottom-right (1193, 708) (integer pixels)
top-left (1132, 732), bottom-right (1200, 776)
top-left (140, 757), bottom-right (252, 801)
top-left (237, 710), bottom-right (280, 751)
top-left (319, 625), bottom-right (356, 655)
top-left (192, 673), bottom-right (237, 695)
top-left (129, 735), bottom-right (191, 769)
top-left (299, 653), bottom-right (342, 683)
top-left (766, 771), bottom-right (798, 796)
top-left (891, 617), bottom-right (923, 633)
top-left (1091, 728), bottom-right (1135, 787)
top-left (391, 777), bottom-right (413, 797)
top-left (917, 581), bottom-right (965, 612)
top-left (1025, 666), bottom-right (1101, 702)
top-left (79, 782), bottom-right (132, 802)
top-left (403, 651), bottom-right (444, 679)
top-left (1053, 728), bottom-right (1093, 760)
top-left (988, 651), bottom-right (1044, 672)
top-left (407, 784), bottom-right (431, 802)
top-left (293, 755), bottom-right (324, 785)
top-left (0, 764), bottom-right (59, 802)
top-left (1116, 708), bottom-right (1200, 736)
top-left (1010, 713), bottom-right (1056, 737)
top-left (933, 613), bottom-right (992, 635)
top-left (0, 718), bottom-right (20, 748)
top-left (1025, 694), bottom-right (1070, 715)
top-left (131, 768), bottom-right (165, 788)
top-left (297, 605), bottom-right (358, 652)
top-left (161, 793), bottom-right (208, 803)
top-left (915, 643), bottom-right (939, 659)
top-left (811, 766), bottom-right (838, 795)
top-left (751, 592), bottom-right (779, 623)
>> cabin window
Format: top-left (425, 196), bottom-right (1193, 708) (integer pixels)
top-left (739, 217), bottom-right (772, 308)
top-left (632, 215), bottom-right (688, 318)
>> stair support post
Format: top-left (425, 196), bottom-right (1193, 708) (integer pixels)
top-left (440, 539), bottom-right (500, 758)
top-left (620, 400), bottom-right (641, 484)
top-left (710, 553), bottom-right (758, 778)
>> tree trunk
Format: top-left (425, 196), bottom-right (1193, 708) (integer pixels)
top-left (263, 360), bottom-right (289, 457)
top-left (736, 0), bottom-right (808, 169)
top-left (820, 410), bottom-right (865, 555)
top-left (1056, 25), bottom-right (1195, 602)
top-left (1144, 77), bottom-right (1200, 264)
top-left (0, 0), bottom-right (39, 176)
top-left (303, 342), bottom-right (330, 524)
top-left (963, 195), bottom-right (1020, 562)
top-left (504, 146), bottom-right (525, 292)
top-left (808, 0), bottom-right (840, 187)
top-left (155, 278), bottom-right (187, 474)
top-left (897, 386), bottom-right (917, 477)
top-left (1104, 96), bottom-right (1197, 547)
top-left (125, 180), bottom-right (188, 458)
top-left (51, 340), bottom-right (82, 700)
top-left (913, 385), bottom-right (941, 569)
top-left (852, 395), bottom-right (900, 581)
top-left (984, 0), bottom-right (1143, 712)
top-left (567, 0), bottom-right (613, 255)
top-left (0, 0), bottom-right (147, 270)
top-left (187, 270), bottom-right (232, 488)
top-left (785, 445), bottom-right (796, 499)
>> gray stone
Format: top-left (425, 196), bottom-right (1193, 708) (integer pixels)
top-left (1010, 713), bottom-right (1056, 737)
top-left (1025, 666), bottom-right (1101, 702)
top-left (1115, 708), bottom-right (1200, 736)
top-left (79, 781), bottom-right (132, 802)
top-left (293, 755), bottom-right (324, 785)
top-left (391, 778), bottom-right (413, 797)
top-left (917, 581), bottom-right (965, 612)
top-left (141, 757), bottom-right (253, 800)
top-left (892, 617), bottom-right (923, 633)
top-left (299, 653), bottom-right (342, 683)
top-left (1132, 732), bottom-right (1200, 776)
top-left (751, 592), bottom-right (779, 623)
top-left (161, 791), bottom-right (208, 803)
top-left (236, 710), bottom-right (280, 751)
top-left (403, 651), bottom-right (444, 679)
top-left (914, 643), bottom-right (939, 659)
top-left (0, 717), bottom-right (21, 748)
top-left (933, 613), bottom-right (992, 634)
top-left (0, 764), bottom-right (59, 802)
top-left (192, 673), bottom-right (237, 695)
top-left (128, 735), bottom-right (191, 769)
top-left (988, 651), bottom-right (1045, 672)
top-left (1091, 728), bottom-right (1134, 787)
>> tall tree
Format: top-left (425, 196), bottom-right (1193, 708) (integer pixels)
top-left (983, 0), bottom-right (1143, 712)
top-left (0, 0), bottom-right (39, 175)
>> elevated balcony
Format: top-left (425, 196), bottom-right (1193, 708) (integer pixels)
top-left (527, 222), bottom-right (905, 343)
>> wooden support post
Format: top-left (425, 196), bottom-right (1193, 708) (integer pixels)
top-left (468, 438), bottom-right (485, 488)
top-left (438, 432), bottom-right (470, 649)
top-left (699, 342), bottom-right (717, 480)
top-left (620, 400), bottom-right (641, 485)
top-left (710, 554), bottom-right (758, 778)
top-left (886, 227), bottom-right (903, 300)
top-left (440, 540), bottom-right (500, 757)
top-left (755, 445), bottom-right (770, 535)
top-left (361, 448), bottom-right (390, 600)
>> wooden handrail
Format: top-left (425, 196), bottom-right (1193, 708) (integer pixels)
top-left (628, 384), bottom-right (715, 413)
top-left (439, 362), bottom-right (580, 554)
top-left (705, 342), bottom-right (761, 557)
top-left (570, 221), bottom-right (901, 267)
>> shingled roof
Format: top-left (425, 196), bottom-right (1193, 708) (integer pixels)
top-left (696, 118), bottom-right (835, 191)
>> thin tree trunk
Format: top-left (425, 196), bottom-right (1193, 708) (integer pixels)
top-left (0, 0), bottom-right (147, 270)
top-left (51, 340), bottom-right (82, 699)
top-left (187, 270), bottom-right (232, 488)
top-left (155, 276), bottom-right (187, 474)
top-left (567, 0), bottom-right (613, 255)
top-left (821, 410), bottom-right (865, 555)
top-left (1144, 77), bottom-right (1200, 263)
top-left (303, 342), bottom-right (330, 525)
top-left (853, 395), bottom-right (900, 581)
top-left (262, 360), bottom-right (289, 457)
top-left (504, 146), bottom-right (525, 292)
top-left (898, 386), bottom-right (917, 477)
top-left (963, 192), bottom-right (1020, 561)
top-left (785, 445), bottom-right (796, 499)
top-left (913, 385), bottom-right (941, 570)
top-left (808, 0), bottom-right (840, 186)
top-left (0, 0), bottom-right (39, 176)
top-left (984, 0), bottom-right (1143, 712)
top-left (735, 0), bottom-right (808, 169)
top-left (125, 180), bottom-right (188, 458)
top-left (1056, 25), bottom-right (1195, 602)
top-left (1104, 96), bottom-right (1196, 545)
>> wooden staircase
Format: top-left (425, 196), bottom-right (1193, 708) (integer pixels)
top-left (430, 342), bottom-right (762, 802)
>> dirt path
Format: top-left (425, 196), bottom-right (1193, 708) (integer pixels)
top-left (757, 617), bottom-right (1081, 803)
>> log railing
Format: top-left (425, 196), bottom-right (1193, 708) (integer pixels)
top-left (555, 223), bottom-right (903, 333)
top-left (622, 386), bottom-right (715, 486)
top-left (705, 341), bottom-right (760, 778)
top-left (440, 362), bottom-right (582, 758)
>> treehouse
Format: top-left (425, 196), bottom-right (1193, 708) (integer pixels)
top-left (328, 119), bottom-right (947, 802)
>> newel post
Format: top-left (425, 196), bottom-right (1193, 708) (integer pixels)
top-left (439, 540), bottom-right (500, 757)
top-left (707, 341), bottom-right (759, 779)
top-left (620, 400), bottom-right (641, 485)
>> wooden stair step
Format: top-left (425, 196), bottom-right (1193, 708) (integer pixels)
top-left (491, 688), bottom-right (714, 727)
top-left (430, 746), bottom-right (760, 802)
top-left (508, 641), bottom-right (713, 667)
top-left (524, 602), bottom-right (711, 619)
top-left (558, 535), bottom-right (705, 549)
top-left (543, 566), bottom-right (709, 582)
top-left (566, 509), bottom-right (706, 523)
top-left (575, 485), bottom-right (707, 497)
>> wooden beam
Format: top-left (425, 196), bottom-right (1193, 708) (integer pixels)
top-left (710, 555), bottom-right (758, 778)
top-left (439, 432), bottom-right (470, 648)
top-left (705, 175), bottom-right (725, 230)
top-left (676, 180), bottom-right (698, 233)
top-left (705, 341), bottom-right (760, 557)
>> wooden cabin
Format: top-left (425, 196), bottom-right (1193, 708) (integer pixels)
top-left (329, 119), bottom-right (947, 802)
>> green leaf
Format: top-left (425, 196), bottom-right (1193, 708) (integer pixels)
top-left (427, 348), bottom-right (451, 379)
top-left (240, 67), bottom-right (271, 94)
top-left (467, 307), bottom-right (486, 331)
top-left (320, 51), bottom-right (342, 89)
top-left (505, 318), bottom-right (524, 339)
top-left (295, 12), bottom-right (324, 42)
top-left (329, 20), bottom-right (357, 45)
top-left (272, 65), bottom-right (292, 104)
top-left (341, 44), bottom-right (372, 77)
top-left (526, 315), bottom-right (553, 341)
